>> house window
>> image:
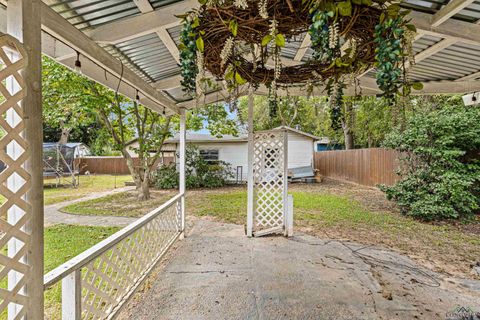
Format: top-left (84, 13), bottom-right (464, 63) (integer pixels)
top-left (199, 149), bottom-right (219, 163)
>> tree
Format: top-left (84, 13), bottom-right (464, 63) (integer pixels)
top-left (381, 98), bottom-right (480, 220)
top-left (42, 56), bottom-right (103, 144)
top-left (186, 103), bottom-right (240, 137)
top-left (94, 88), bottom-right (170, 201)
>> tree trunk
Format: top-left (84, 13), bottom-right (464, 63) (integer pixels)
top-left (342, 103), bottom-right (354, 150)
top-left (343, 126), bottom-right (354, 150)
top-left (138, 174), bottom-right (150, 201)
top-left (58, 127), bottom-right (71, 144)
top-left (121, 149), bottom-right (151, 201)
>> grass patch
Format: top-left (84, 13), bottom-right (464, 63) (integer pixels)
top-left (190, 191), bottom-right (247, 224)
top-left (0, 225), bottom-right (118, 320)
top-left (44, 175), bottom-right (133, 205)
top-left (61, 190), bottom-right (175, 218)
top-left (189, 188), bottom-right (480, 278)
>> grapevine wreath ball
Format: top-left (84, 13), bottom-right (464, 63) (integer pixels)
top-left (178, 0), bottom-right (422, 111)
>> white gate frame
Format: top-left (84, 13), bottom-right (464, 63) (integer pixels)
top-left (246, 90), bottom-right (293, 237)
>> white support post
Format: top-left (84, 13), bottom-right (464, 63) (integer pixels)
top-left (61, 270), bottom-right (82, 320)
top-left (179, 107), bottom-right (186, 237)
top-left (246, 87), bottom-right (254, 237)
top-left (286, 194), bottom-right (294, 237)
top-left (6, 0), bottom-right (44, 318)
top-left (283, 130), bottom-right (289, 237)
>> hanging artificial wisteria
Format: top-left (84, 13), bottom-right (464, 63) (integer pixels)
top-left (178, 0), bottom-right (422, 119)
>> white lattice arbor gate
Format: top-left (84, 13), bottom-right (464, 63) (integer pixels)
top-left (247, 129), bottom-right (293, 237)
top-left (0, 27), bottom-right (44, 319)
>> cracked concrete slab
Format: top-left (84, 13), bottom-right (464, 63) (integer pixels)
top-left (118, 220), bottom-right (480, 320)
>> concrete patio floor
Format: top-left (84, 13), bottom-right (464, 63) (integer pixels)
top-left (119, 220), bottom-right (480, 320)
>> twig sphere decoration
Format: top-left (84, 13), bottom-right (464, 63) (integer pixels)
top-left (179, 0), bottom-right (422, 108)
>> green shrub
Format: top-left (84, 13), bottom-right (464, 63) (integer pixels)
top-left (153, 145), bottom-right (233, 189)
top-left (153, 164), bottom-right (179, 189)
top-left (381, 102), bottom-right (480, 220)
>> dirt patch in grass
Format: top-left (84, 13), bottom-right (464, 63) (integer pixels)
top-left (187, 179), bottom-right (480, 280)
top-left (61, 190), bottom-right (177, 218)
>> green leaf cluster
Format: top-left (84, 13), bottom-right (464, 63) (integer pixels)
top-left (374, 16), bottom-right (404, 99)
top-left (308, 10), bottom-right (334, 62)
top-left (381, 102), bottom-right (480, 220)
top-left (154, 145), bottom-right (234, 189)
top-left (179, 19), bottom-right (199, 94)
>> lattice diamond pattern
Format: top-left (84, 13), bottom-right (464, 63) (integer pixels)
top-left (0, 34), bottom-right (31, 319)
top-left (253, 131), bottom-right (286, 231)
top-left (80, 200), bottom-right (181, 319)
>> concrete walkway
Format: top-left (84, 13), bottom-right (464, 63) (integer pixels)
top-left (119, 220), bottom-right (480, 320)
top-left (45, 186), bottom-right (137, 227)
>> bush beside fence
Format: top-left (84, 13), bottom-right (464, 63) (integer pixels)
top-left (313, 148), bottom-right (399, 187)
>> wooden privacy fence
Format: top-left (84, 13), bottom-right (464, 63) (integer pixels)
top-left (77, 156), bottom-right (174, 175)
top-left (314, 148), bottom-right (400, 187)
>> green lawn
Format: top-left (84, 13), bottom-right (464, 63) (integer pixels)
top-left (45, 225), bottom-right (118, 318)
top-left (0, 225), bottom-right (118, 320)
top-left (60, 190), bottom-right (176, 217)
top-left (53, 185), bottom-right (480, 279)
top-left (44, 175), bottom-right (132, 205)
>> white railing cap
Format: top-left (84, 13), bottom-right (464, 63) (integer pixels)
top-left (44, 192), bottom-right (183, 289)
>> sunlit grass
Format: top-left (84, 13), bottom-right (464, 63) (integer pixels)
top-left (61, 190), bottom-right (175, 218)
top-left (44, 175), bottom-right (133, 205)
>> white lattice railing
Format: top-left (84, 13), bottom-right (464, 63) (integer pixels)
top-left (44, 193), bottom-right (184, 320)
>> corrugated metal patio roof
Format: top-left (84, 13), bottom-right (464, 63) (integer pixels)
top-left (4, 0), bottom-right (480, 110)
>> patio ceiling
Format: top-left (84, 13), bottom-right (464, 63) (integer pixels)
top-left (2, 0), bottom-right (480, 114)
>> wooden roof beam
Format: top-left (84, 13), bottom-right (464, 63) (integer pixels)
top-left (293, 34), bottom-right (311, 62)
top-left (40, 1), bottom-right (179, 114)
top-left (431, 0), bottom-right (475, 27)
top-left (132, 0), bottom-right (181, 64)
top-left (87, 0), bottom-right (196, 45)
top-left (410, 11), bottom-right (480, 46)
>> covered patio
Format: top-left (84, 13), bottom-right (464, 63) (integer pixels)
top-left (117, 219), bottom-right (480, 320)
top-left (1, 0), bottom-right (480, 319)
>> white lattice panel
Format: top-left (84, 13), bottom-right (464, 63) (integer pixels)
top-left (253, 131), bottom-right (286, 233)
top-left (80, 199), bottom-right (181, 319)
top-left (0, 34), bottom-right (31, 319)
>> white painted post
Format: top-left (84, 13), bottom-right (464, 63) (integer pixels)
top-left (283, 130), bottom-right (289, 237)
top-left (287, 194), bottom-right (294, 237)
top-left (62, 270), bottom-right (82, 320)
top-left (246, 87), bottom-right (254, 237)
top-left (6, 0), bottom-right (44, 318)
top-left (179, 107), bottom-right (186, 236)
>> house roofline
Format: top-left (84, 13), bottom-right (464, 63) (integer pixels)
top-left (272, 126), bottom-right (321, 140)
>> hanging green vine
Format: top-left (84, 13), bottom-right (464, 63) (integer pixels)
top-left (309, 10), bottom-right (335, 63)
top-left (177, 0), bottom-right (421, 109)
top-left (179, 18), bottom-right (199, 94)
top-left (373, 8), bottom-right (419, 102)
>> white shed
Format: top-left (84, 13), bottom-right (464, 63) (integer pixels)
top-left (163, 126), bottom-right (320, 182)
